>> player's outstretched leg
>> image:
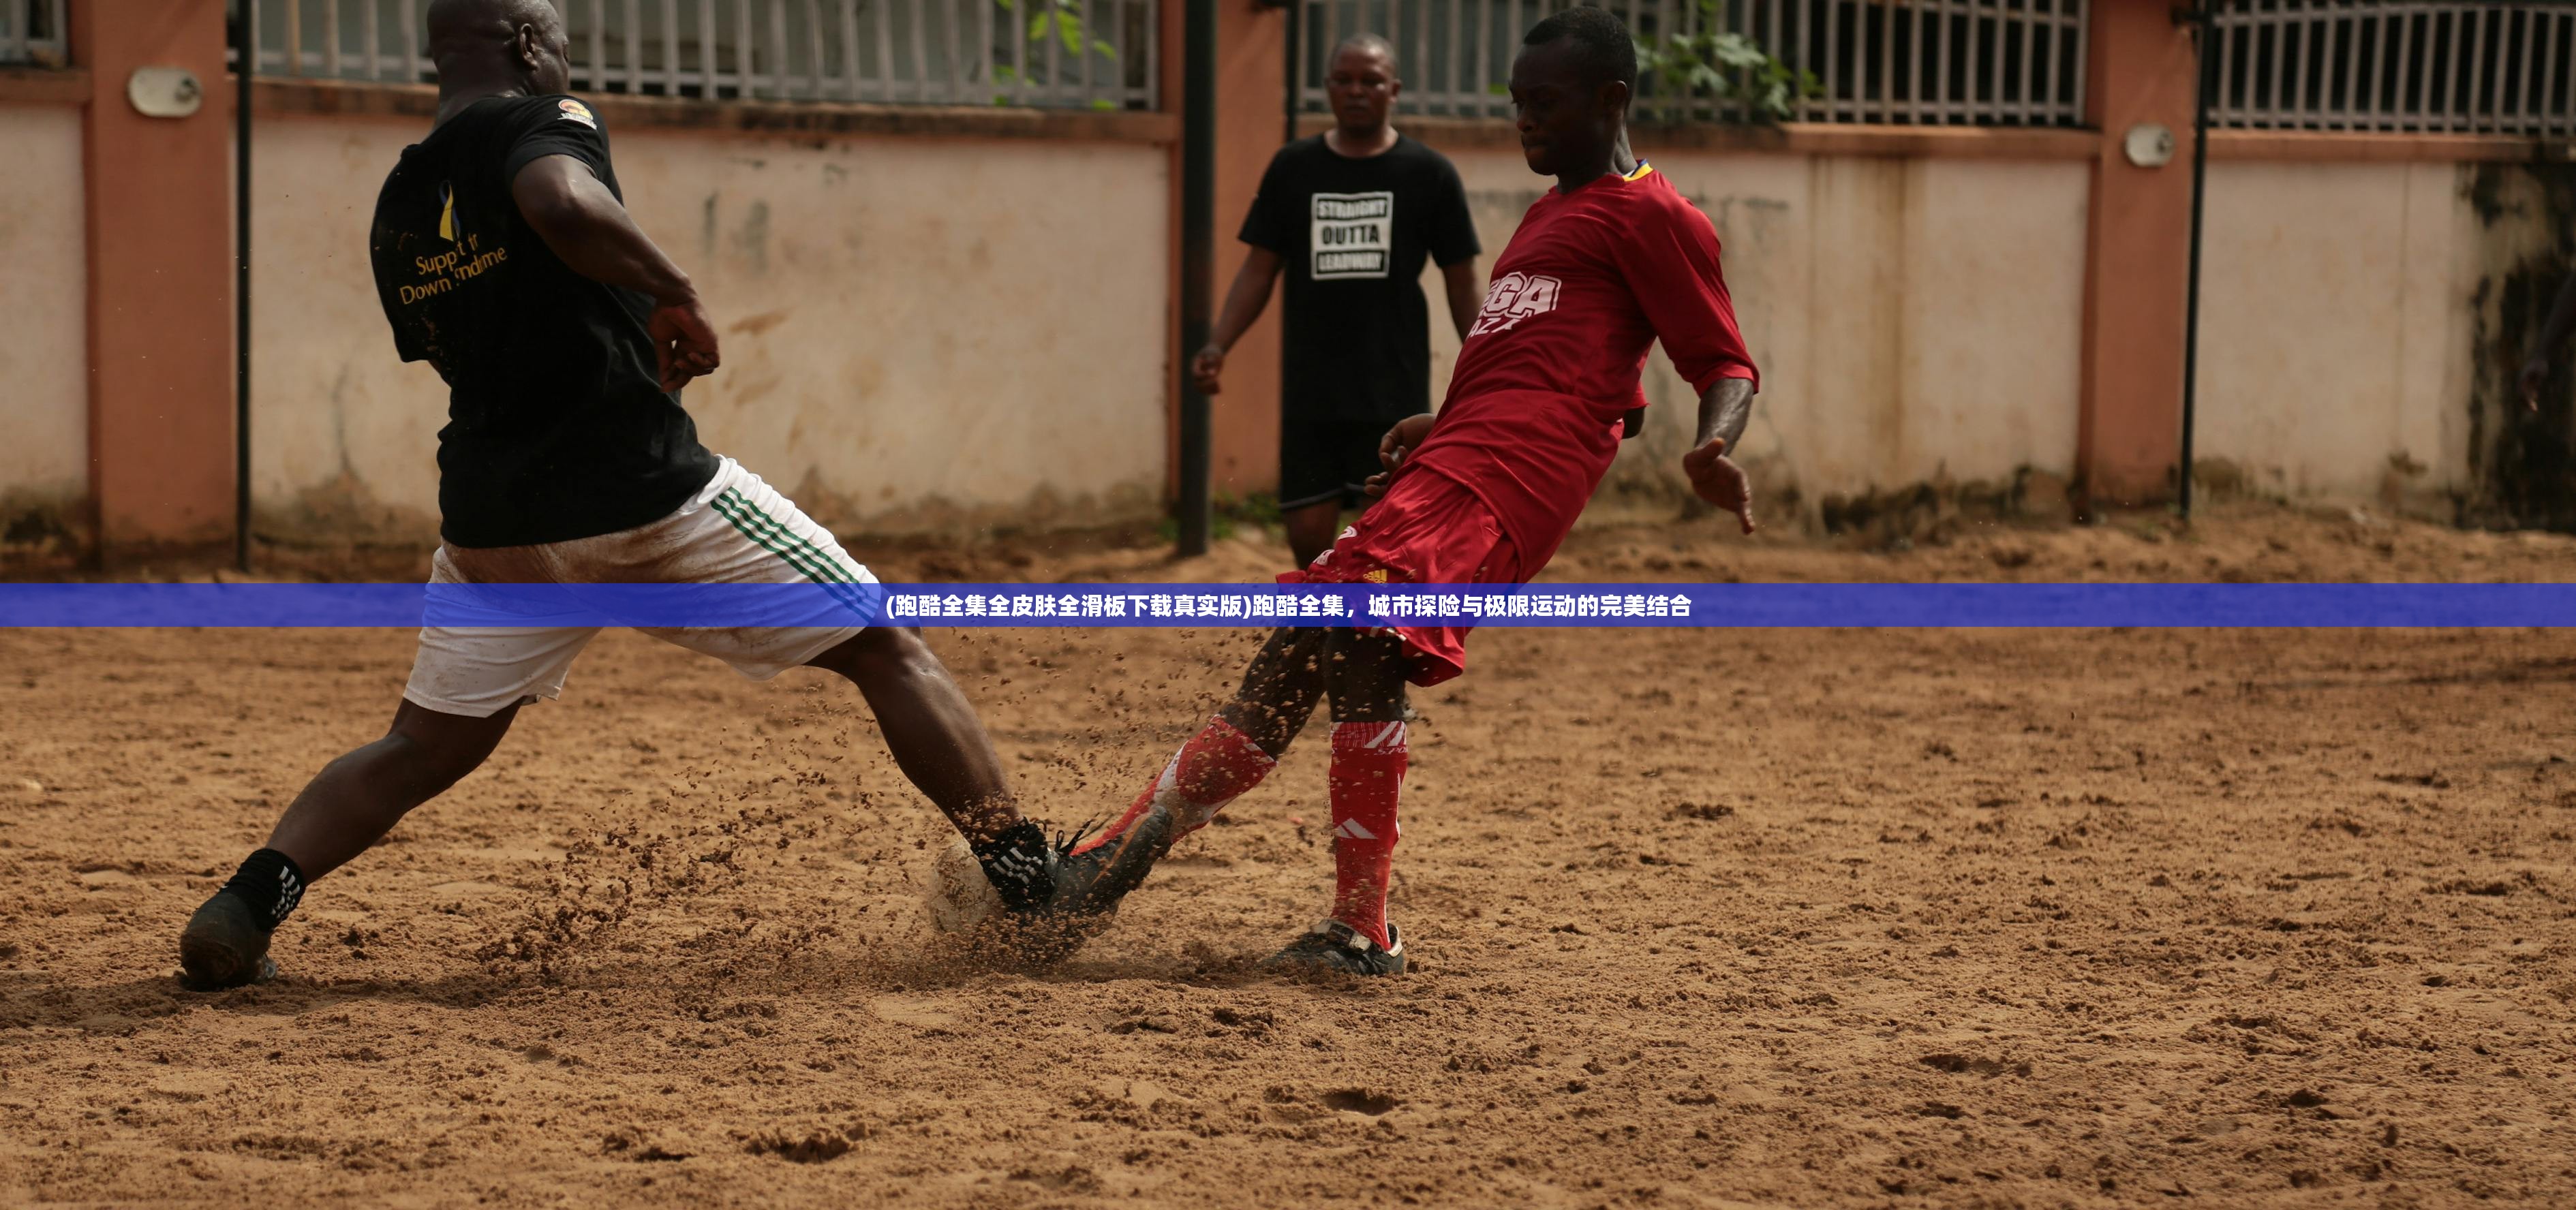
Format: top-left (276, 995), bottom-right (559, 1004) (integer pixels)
top-left (1074, 625), bottom-right (1331, 860)
top-left (808, 627), bottom-right (1165, 935)
top-left (179, 701), bottom-right (519, 991)
top-left (1268, 627), bottom-right (1411, 976)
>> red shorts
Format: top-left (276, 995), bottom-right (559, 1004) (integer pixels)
top-left (1279, 468), bottom-right (1527, 687)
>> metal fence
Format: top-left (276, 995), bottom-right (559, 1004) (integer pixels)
top-left (1, 0), bottom-right (67, 66)
top-left (2209, 1), bottom-right (2576, 136)
top-left (240, 0), bottom-right (1156, 109)
top-left (1297, 0), bottom-right (2088, 126)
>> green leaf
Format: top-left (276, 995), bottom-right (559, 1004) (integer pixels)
top-left (1091, 97), bottom-right (1116, 110)
top-left (1092, 38), bottom-right (1115, 58)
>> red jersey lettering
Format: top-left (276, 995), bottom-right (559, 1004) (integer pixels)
top-left (1407, 165), bottom-right (1758, 568)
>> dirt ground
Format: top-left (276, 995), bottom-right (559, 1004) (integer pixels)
top-left (3, 506), bottom-right (2574, 1208)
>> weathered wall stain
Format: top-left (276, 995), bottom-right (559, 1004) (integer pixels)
top-left (2464, 161), bottom-right (2576, 531)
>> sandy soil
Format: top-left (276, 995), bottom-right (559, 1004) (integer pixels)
top-left (3, 506), bottom-right (2574, 1207)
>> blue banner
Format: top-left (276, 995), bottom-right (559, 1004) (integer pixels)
top-left (0, 582), bottom-right (2566, 627)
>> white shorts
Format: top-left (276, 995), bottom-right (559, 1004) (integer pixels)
top-left (403, 457), bottom-right (876, 717)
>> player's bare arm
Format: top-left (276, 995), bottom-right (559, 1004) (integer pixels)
top-left (510, 155), bottom-right (719, 391)
top-left (1440, 259), bottom-right (1482, 340)
top-left (1682, 376), bottom-right (1757, 534)
top-left (2521, 269), bottom-right (2576, 409)
top-left (1191, 247), bottom-right (1285, 395)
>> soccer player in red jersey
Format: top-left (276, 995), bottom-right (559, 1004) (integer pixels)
top-left (1082, 5), bottom-right (1759, 974)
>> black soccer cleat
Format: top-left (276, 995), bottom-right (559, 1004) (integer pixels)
top-left (995, 805), bottom-right (1176, 967)
top-left (1266, 919), bottom-right (1407, 976)
top-left (177, 890), bottom-right (279, 991)
top-left (1037, 803), bottom-right (1175, 920)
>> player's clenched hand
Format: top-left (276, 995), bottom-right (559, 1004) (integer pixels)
top-left (1365, 414), bottom-right (1439, 498)
top-left (1684, 437), bottom-right (1756, 536)
top-left (649, 297), bottom-right (722, 392)
top-left (1191, 344), bottom-right (1227, 396)
top-left (2521, 355), bottom-right (2551, 412)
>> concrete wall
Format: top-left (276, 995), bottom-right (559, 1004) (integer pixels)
top-left (0, 105), bottom-right (90, 530)
top-left (248, 114), bottom-right (1171, 545)
top-left (2194, 159), bottom-right (2560, 513)
top-left (1432, 149), bottom-right (2091, 525)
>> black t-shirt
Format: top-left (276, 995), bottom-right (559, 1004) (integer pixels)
top-left (370, 94), bottom-right (717, 548)
top-left (1240, 135), bottom-right (1480, 425)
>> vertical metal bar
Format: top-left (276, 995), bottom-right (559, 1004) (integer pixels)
top-left (988, 0), bottom-right (1002, 103)
top-left (1877, 0), bottom-right (1894, 124)
top-left (663, 0), bottom-right (680, 93)
top-left (1043, 0), bottom-right (1061, 102)
top-left (1822, 0), bottom-right (1837, 123)
top-left (2392, 3), bottom-right (2412, 129)
top-left (2286, 0), bottom-right (2305, 130)
top-left (323, 0), bottom-right (340, 76)
top-left (361, 0), bottom-right (380, 79)
top-left (1905, 0), bottom-right (1920, 124)
top-left (2452, 2), bottom-right (2472, 133)
top-left (1420, 0), bottom-right (1435, 117)
top-left (2542, 12), bottom-right (2562, 138)
top-left (871, 0), bottom-right (891, 99)
top-left (1441, 0), bottom-right (1458, 114)
top-left (400, 0), bottom-right (418, 81)
top-left (999, 0), bottom-right (1019, 103)
top-left (2066, 0), bottom-right (2085, 125)
top-left (2337, 0), bottom-right (2359, 133)
top-left (1932, 0), bottom-right (1948, 124)
top-left (1470, 0), bottom-right (1488, 119)
top-left (1794, 0), bottom-right (1811, 122)
top-left (2428, 5), bottom-right (2450, 132)
top-left (1391, 0), bottom-right (1411, 113)
top-left (622, 0), bottom-right (641, 91)
top-left (737, 0), bottom-right (756, 95)
top-left (2320, 0), bottom-right (2342, 131)
top-left (2518, 9), bottom-right (2538, 136)
top-left (1947, 0), bottom-right (1967, 125)
top-left (2015, 0), bottom-right (2034, 125)
top-left (2367, 1), bottom-right (2388, 131)
top-left (2263, 0), bottom-right (2284, 127)
top-left (1079, 0), bottom-right (1096, 106)
top-left (797, 0), bottom-right (817, 97)
top-left (1143, 0), bottom-right (1158, 108)
top-left (594, 0), bottom-right (611, 91)
top-left (917, 0), bottom-right (936, 102)
top-left (281, 0), bottom-right (300, 76)
top-left (769, 0), bottom-right (791, 97)
top-left (2042, 0), bottom-right (2062, 125)
top-left (945, 0), bottom-right (964, 103)
top-left (711, 0), bottom-right (729, 96)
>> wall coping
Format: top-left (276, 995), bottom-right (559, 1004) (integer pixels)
top-left (251, 78), bottom-right (1180, 144)
top-left (1300, 113), bottom-right (2098, 158)
top-left (2205, 129), bottom-right (2573, 164)
top-left (0, 66), bottom-right (89, 106)
top-left (1300, 113), bottom-right (2576, 164)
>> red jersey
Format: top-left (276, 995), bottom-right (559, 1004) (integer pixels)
top-left (1406, 164), bottom-right (1757, 565)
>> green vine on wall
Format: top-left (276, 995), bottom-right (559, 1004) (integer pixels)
top-left (992, 0), bottom-right (1120, 108)
top-left (1634, 0), bottom-right (1819, 123)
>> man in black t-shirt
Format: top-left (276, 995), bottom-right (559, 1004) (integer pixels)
top-left (172, 0), bottom-right (1167, 991)
top-left (1192, 33), bottom-right (1484, 570)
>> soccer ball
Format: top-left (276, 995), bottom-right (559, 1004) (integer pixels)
top-left (921, 835), bottom-right (1002, 933)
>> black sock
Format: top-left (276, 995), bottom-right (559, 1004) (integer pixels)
top-left (219, 848), bottom-right (307, 930)
top-left (971, 821), bottom-right (1054, 913)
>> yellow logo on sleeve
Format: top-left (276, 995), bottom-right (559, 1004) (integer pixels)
top-left (557, 98), bottom-right (597, 129)
top-left (436, 181), bottom-right (456, 243)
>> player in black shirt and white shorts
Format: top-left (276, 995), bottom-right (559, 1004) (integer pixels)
top-left (1192, 33), bottom-right (1484, 571)
top-left (174, 0), bottom-right (1169, 990)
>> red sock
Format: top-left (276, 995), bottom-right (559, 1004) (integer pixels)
top-left (1074, 716), bottom-right (1276, 854)
top-left (1328, 720), bottom-right (1408, 949)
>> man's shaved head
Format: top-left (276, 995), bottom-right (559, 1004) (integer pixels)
top-left (424, 0), bottom-right (572, 101)
top-left (1334, 32), bottom-right (1395, 66)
